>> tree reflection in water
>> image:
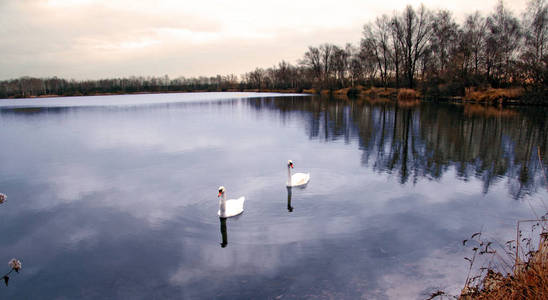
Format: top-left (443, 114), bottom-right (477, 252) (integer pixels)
top-left (248, 96), bottom-right (548, 199)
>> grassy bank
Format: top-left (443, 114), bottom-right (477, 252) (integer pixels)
top-left (437, 149), bottom-right (548, 300)
top-left (2, 86), bottom-right (539, 107)
top-left (1, 88), bottom-right (304, 100)
top-left (304, 86), bottom-right (525, 103)
top-left (458, 229), bottom-right (548, 299)
top-left (463, 88), bottom-right (524, 104)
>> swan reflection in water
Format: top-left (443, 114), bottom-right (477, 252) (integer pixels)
top-left (219, 217), bottom-right (228, 248)
top-left (287, 187), bottom-right (293, 212)
top-left (287, 177), bottom-right (309, 212)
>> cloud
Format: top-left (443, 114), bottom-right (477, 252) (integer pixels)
top-left (375, 248), bottom-right (469, 299)
top-left (0, 1), bottom-right (529, 80)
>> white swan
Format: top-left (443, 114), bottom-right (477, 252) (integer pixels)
top-left (287, 160), bottom-right (310, 187)
top-left (217, 186), bottom-right (245, 218)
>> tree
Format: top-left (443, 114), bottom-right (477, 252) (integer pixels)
top-left (392, 4), bottom-right (432, 88)
top-left (362, 15), bottom-right (393, 88)
top-left (463, 12), bottom-right (487, 79)
top-left (319, 43), bottom-right (334, 88)
top-left (301, 46), bottom-right (322, 87)
top-left (521, 0), bottom-right (548, 88)
top-left (430, 10), bottom-right (459, 77)
top-left (330, 45), bottom-right (351, 88)
top-left (390, 15), bottom-right (403, 88)
top-left (524, 0), bottom-right (548, 63)
top-left (485, 0), bottom-right (522, 86)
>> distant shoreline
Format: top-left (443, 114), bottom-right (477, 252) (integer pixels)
top-left (0, 89), bottom-right (308, 101)
top-left (2, 87), bottom-right (545, 106)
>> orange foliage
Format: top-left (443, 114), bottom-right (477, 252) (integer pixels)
top-left (302, 88), bottom-right (318, 94)
top-left (464, 88), bottom-right (523, 104)
top-left (460, 252), bottom-right (548, 299)
top-left (460, 228), bottom-right (548, 300)
top-left (397, 88), bottom-right (418, 101)
top-left (362, 87), bottom-right (399, 98)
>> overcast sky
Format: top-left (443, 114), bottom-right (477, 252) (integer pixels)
top-left (0, 0), bottom-right (527, 80)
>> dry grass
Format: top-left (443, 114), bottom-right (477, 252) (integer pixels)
top-left (460, 235), bottom-right (548, 299)
top-left (456, 147), bottom-right (548, 300)
top-left (328, 87), bottom-right (363, 98)
top-left (320, 89), bottom-right (331, 95)
top-left (282, 86), bottom-right (424, 99)
top-left (302, 88), bottom-right (318, 94)
top-left (332, 87), bottom-right (351, 96)
top-left (397, 88), bottom-right (418, 101)
top-left (464, 88), bottom-right (524, 104)
top-left (362, 87), bottom-right (399, 98)
top-left (258, 89), bottom-right (299, 93)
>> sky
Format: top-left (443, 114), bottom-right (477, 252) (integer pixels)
top-left (0, 0), bottom-right (528, 80)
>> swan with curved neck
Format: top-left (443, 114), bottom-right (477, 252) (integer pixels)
top-left (286, 160), bottom-right (310, 187)
top-left (217, 186), bottom-right (245, 218)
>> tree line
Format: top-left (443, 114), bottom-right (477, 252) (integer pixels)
top-left (2, 0), bottom-right (548, 102)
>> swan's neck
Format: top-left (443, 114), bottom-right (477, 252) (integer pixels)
top-left (287, 166), bottom-right (292, 186)
top-left (219, 193), bottom-right (227, 216)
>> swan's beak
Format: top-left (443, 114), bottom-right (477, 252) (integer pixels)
top-left (218, 192), bottom-right (222, 197)
top-left (290, 164), bottom-right (294, 168)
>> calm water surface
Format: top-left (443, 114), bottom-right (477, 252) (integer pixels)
top-left (0, 93), bottom-right (547, 299)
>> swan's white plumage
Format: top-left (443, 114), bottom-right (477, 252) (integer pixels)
top-left (287, 160), bottom-right (310, 187)
top-left (218, 196), bottom-right (245, 218)
top-left (218, 187), bottom-right (245, 218)
top-left (289, 173), bottom-right (310, 187)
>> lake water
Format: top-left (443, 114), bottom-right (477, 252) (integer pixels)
top-left (0, 93), bottom-right (547, 299)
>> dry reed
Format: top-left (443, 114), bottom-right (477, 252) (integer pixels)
top-left (302, 88), bottom-right (318, 94)
top-left (455, 148), bottom-right (548, 300)
top-left (397, 88), bottom-right (418, 101)
top-left (464, 88), bottom-right (524, 104)
top-left (459, 229), bottom-right (548, 300)
top-left (361, 87), bottom-right (399, 98)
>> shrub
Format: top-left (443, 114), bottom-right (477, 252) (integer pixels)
top-left (397, 88), bottom-right (417, 101)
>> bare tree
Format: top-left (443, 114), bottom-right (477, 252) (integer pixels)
top-left (486, 0), bottom-right (522, 86)
top-left (301, 46), bottom-right (322, 87)
top-left (390, 15), bottom-right (403, 88)
top-left (245, 68), bottom-right (267, 89)
top-left (430, 10), bottom-right (459, 77)
top-left (392, 4), bottom-right (432, 88)
top-left (319, 43), bottom-right (334, 88)
top-left (463, 12), bottom-right (487, 78)
top-left (520, 0), bottom-right (548, 89)
top-left (362, 15), bottom-right (393, 88)
top-left (330, 45), bottom-right (351, 88)
top-left (524, 0), bottom-right (548, 63)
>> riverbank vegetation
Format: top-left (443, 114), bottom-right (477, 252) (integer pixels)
top-left (2, 0), bottom-right (548, 104)
top-left (449, 149), bottom-right (548, 299)
top-left (456, 220), bottom-right (548, 299)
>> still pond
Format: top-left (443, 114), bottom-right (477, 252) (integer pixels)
top-left (0, 92), bottom-right (547, 299)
